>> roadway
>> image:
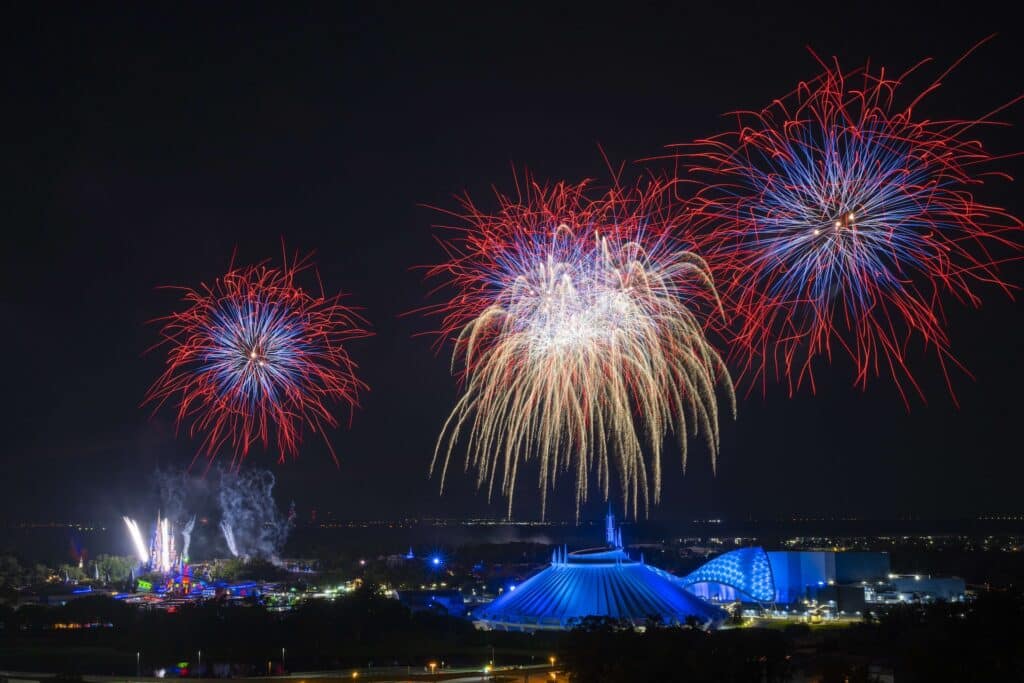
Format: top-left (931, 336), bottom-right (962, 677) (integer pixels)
top-left (1, 665), bottom-right (567, 683)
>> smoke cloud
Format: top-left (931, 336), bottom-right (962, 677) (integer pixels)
top-left (181, 515), bottom-right (196, 561)
top-left (217, 469), bottom-right (289, 561)
top-left (152, 467), bottom-right (289, 561)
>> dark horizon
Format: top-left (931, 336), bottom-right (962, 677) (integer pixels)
top-left (4, 3), bottom-right (1023, 526)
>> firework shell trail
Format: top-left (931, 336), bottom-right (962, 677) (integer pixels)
top-left (123, 517), bottom-right (149, 564)
top-left (220, 520), bottom-right (239, 558)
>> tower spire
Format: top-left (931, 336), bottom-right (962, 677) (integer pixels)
top-left (605, 504), bottom-right (616, 547)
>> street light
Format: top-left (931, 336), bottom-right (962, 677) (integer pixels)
top-left (281, 647), bottom-right (286, 671)
top-left (197, 650), bottom-right (202, 672)
top-left (549, 655), bottom-right (556, 667)
top-left (429, 661), bottom-right (438, 674)
top-left (136, 651), bottom-right (140, 677)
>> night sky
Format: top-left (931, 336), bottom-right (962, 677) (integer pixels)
top-left (4, 3), bottom-right (1022, 524)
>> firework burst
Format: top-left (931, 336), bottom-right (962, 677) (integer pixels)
top-left (675, 44), bottom-right (1022, 404)
top-left (145, 249), bottom-right (370, 465)
top-left (426, 179), bottom-right (735, 519)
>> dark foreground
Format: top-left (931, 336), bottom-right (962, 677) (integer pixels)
top-left (1, 588), bottom-right (1023, 682)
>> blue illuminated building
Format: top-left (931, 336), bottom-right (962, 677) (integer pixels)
top-left (474, 510), bottom-right (727, 631)
top-left (675, 546), bottom-right (776, 603)
top-left (677, 547), bottom-right (891, 606)
top-left (473, 511), bottom-right (895, 631)
top-left (397, 588), bottom-right (465, 616)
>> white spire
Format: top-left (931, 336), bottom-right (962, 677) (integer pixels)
top-left (606, 504), bottom-right (616, 547)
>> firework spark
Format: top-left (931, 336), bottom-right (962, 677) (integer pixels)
top-left (123, 517), bottom-right (149, 564)
top-left (675, 43), bottom-right (1022, 404)
top-left (159, 516), bottom-right (171, 574)
top-left (220, 520), bottom-right (239, 558)
top-left (145, 249), bottom-right (371, 465)
top-left (426, 179), bottom-right (735, 519)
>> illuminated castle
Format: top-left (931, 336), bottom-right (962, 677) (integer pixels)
top-left (149, 512), bottom-right (179, 574)
top-left (474, 508), bottom-right (727, 631)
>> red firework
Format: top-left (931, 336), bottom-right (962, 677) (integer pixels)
top-left (672, 41), bottom-right (1022, 405)
top-left (419, 176), bottom-right (735, 518)
top-left (423, 175), bottom-right (726, 351)
top-left (145, 249), bottom-right (371, 466)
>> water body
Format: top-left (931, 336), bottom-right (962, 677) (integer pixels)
top-left (5, 516), bottom-right (1024, 566)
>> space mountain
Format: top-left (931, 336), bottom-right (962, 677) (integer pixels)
top-left (474, 509), bottom-right (728, 631)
